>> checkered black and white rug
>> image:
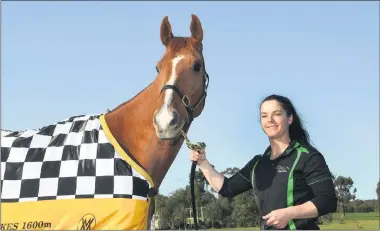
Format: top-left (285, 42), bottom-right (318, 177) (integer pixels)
top-left (1, 114), bottom-right (152, 203)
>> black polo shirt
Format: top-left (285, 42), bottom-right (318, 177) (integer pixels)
top-left (218, 140), bottom-right (337, 230)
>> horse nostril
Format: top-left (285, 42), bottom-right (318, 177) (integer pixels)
top-left (169, 111), bottom-right (180, 127)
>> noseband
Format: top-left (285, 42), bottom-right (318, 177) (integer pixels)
top-left (159, 69), bottom-right (209, 124)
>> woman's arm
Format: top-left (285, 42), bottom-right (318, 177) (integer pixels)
top-left (287, 151), bottom-right (337, 219)
top-left (286, 178), bottom-right (337, 219)
top-left (288, 152), bottom-right (338, 219)
top-left (286, 201), bottom-right (318, 219)
top-left (198, 159), bottom-right (226, 192)
top-left (217, 156), bottom-right (262, 197)
top-left (190, 149), bottom-right (226, 192)
top-left (190, 149), bottom-right (260, 197)
top-left (301, 151), bottom-right (338, 217)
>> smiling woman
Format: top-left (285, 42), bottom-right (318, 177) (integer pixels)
top-left (189, 94), bottom-right (338, 230)
top-left (259, 94), bottom-right (311, 147)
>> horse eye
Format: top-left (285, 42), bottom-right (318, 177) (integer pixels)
top-left (193, 63), bottom-right (201, 72)
top-left (156, 66), bottom-right (159, 73)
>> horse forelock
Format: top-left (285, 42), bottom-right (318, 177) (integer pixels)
top-left (167, 37), bottom-right (202, 57)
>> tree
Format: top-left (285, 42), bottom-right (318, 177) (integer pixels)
top-left (333, 175), bottom-right (357, 218)
top-left (218, 196), bottom-right (235, 227)
top-left (221, 167), bottom-right (240, 177)
top-left (193, 168), bottom-right (208, 193)
top-left (204, 199), bottom-right (223, 228)
top-left (231, 190), bottom-right (260, 227)
top-left (172, 204), bottom-right (187, 228)
top-left (160, 188), bottom-right (190, 229)
top-left (154, 194), bottom-right (170, 229)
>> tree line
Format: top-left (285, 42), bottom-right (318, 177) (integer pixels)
top-left (152, 166), bottom-right (379, 230)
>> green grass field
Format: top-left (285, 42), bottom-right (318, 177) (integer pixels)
top-left (217, 212), bottom-right (379, 230)
top-left (319, 212), bottom-right (379, 230)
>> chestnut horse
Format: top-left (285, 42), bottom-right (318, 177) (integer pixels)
top-left (0, 14), bottom-right (209, 230)
top-left (105, 14), bottom-right (209, 228)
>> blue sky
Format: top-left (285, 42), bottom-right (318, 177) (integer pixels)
top-left (2, 2), bottom-right (379, 200)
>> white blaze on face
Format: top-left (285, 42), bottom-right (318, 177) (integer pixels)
top-left (155, 55), bottom-right (185, 130)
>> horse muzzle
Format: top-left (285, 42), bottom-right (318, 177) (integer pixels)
top-left (153, 108), bottom-right (185, 140)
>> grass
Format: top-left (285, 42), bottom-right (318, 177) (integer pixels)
top-left (215, 212), bottom-right (379, 230)
top-left (320, 220), bottom-right (378, 230)
top-left (338, 212), bottom-right (379, 220)
top-left (319, 212), bottom-right (379, 230)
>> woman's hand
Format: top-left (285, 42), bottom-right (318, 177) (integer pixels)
top-left (263, 207), bottom-right (293, 229)
top-left (189, 148), bottom-right (206, 165)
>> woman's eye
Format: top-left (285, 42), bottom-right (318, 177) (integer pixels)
top-left (156, 66), bottom-right (159, 73)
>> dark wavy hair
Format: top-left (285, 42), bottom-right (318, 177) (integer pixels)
top-left (260, 94), bottom-right (311, 147)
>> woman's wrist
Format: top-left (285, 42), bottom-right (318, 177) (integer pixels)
top-left (285, 206), bottom-right (297, 220)
top-left (198, 159), bottom-right (210, 169)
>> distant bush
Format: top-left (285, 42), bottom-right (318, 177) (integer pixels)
top-left (318, 213), bottom-right (334, 225)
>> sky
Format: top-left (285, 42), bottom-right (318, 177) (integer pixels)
top-left (2, 2), bottom-right (379, 200)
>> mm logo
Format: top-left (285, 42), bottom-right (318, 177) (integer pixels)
top-left (77, 213), bottom-right (96, 230)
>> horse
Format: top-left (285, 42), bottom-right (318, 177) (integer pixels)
top-left (1, 14), bottom-right (209, 230)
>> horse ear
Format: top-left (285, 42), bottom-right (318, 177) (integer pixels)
top-left (190, 14), bottom-right (203, 43)
top-left (160, 16), bottom-right (173, 46)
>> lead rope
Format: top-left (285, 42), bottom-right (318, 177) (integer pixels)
top-left (180, 130), bottom-right (206, 230)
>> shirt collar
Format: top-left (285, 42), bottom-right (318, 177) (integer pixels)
top-left (264, 140), bottom-right (300, 158)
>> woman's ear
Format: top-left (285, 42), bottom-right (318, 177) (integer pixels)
top-left (288, 114), bottom-right (293, 125)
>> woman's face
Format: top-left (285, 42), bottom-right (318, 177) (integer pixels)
top-left (260, 100), bottom-right (293, 139)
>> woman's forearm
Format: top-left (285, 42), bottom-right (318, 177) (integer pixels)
top-left (287, 201), bottom-right (319, 220)
top-left (198, 159), bottom-right (225, 192)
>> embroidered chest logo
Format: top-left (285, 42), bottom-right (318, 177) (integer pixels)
top-left (276, 165), bottom-right (289, 173)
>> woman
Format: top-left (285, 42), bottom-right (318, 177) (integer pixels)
top-left (189, 94), bottom-right (337, 230)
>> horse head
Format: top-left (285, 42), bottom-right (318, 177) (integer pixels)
top-left (153, 14), bottom-right (209, 140)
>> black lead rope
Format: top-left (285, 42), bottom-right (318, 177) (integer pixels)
top-left (190, 161), bottom-right (198, 230)
top-left (181, 131), bottom-right (206, 230)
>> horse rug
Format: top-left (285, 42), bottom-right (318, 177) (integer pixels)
top-left (1, 114), bottom-right (154, 230)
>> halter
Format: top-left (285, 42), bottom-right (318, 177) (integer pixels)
top-left (159, 68), bottom-right (209, 124)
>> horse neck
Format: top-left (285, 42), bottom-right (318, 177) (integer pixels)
top-left (104, 79), bottom-right (185, 190)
